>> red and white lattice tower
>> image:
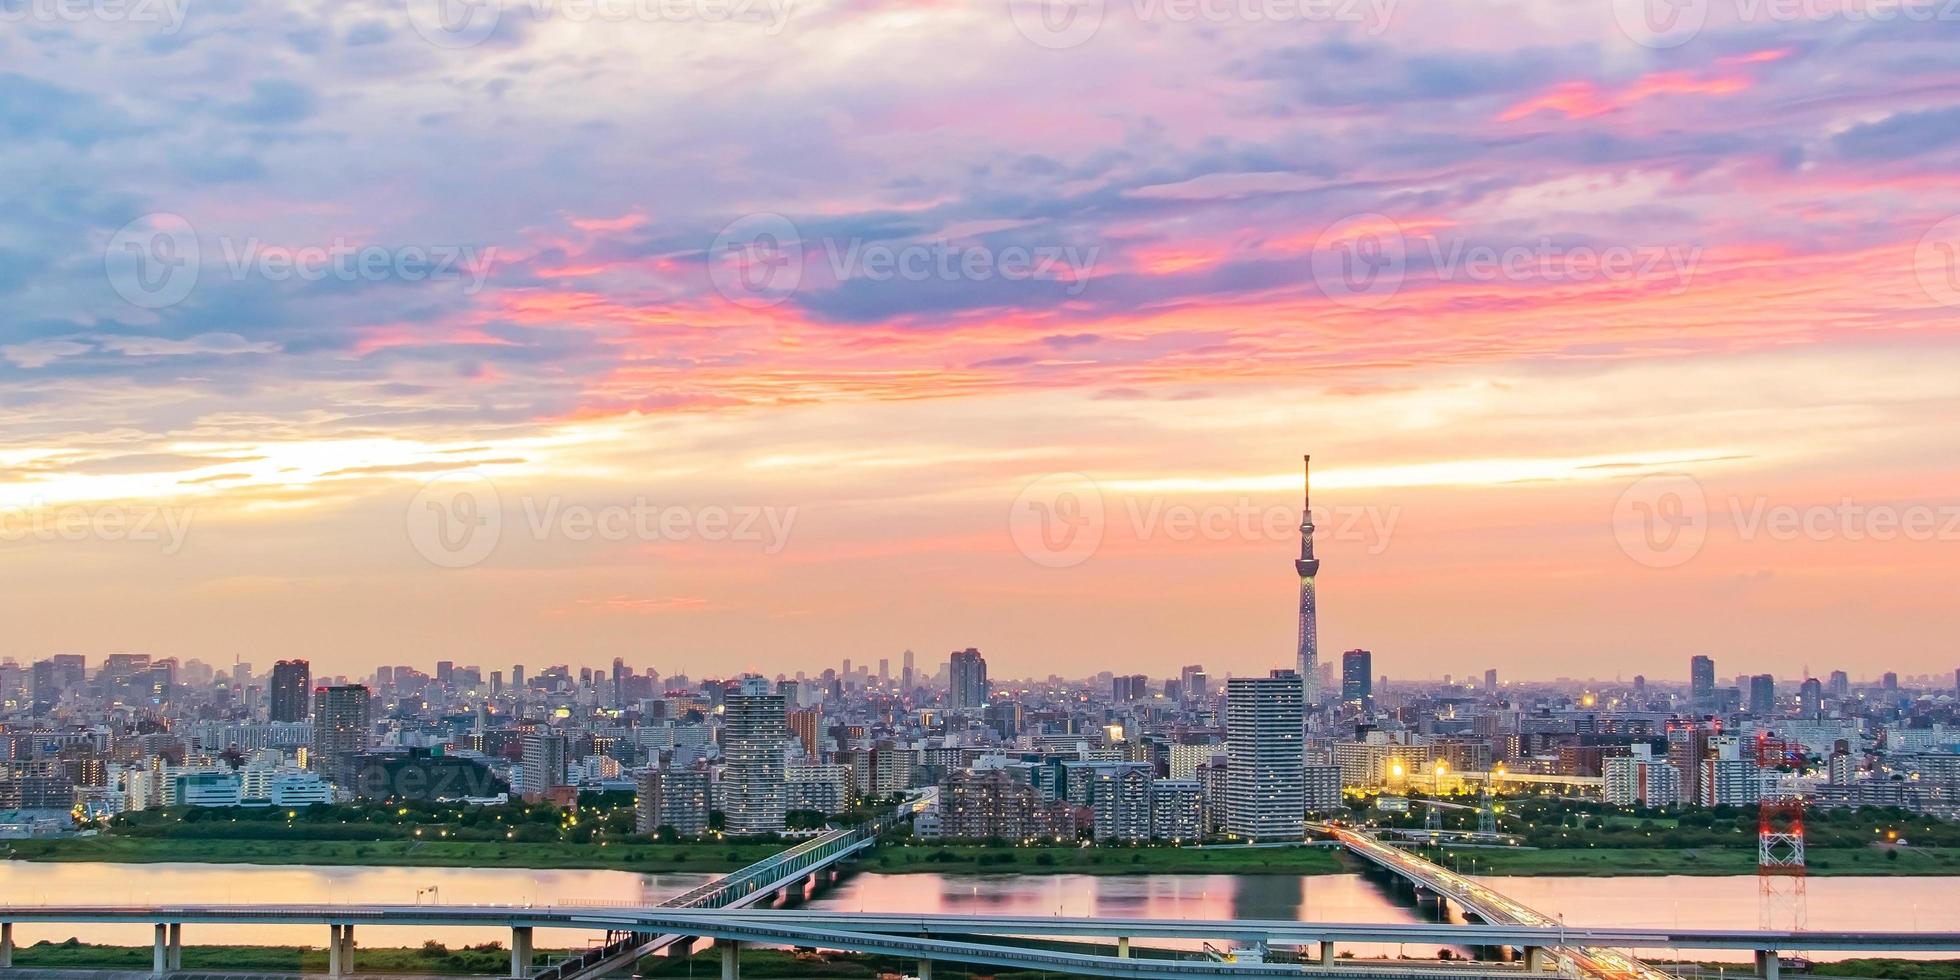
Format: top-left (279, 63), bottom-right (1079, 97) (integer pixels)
top-left (1759, 794), bottom-right (1807, 931)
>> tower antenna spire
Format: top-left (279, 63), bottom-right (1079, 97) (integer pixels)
top-left (1303, 454), bottom-right (1311, 509)
top-left (1294, 454), bottom-right (1321, 706)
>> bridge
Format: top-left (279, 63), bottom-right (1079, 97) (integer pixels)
top-left (1319, 823), bottom-right (1694, 980)
top-left (5, 904), bottom-right (1960, 980)
top-left (529, 812), bottom-right (899, 980)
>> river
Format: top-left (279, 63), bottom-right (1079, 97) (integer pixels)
top-left (2, 862), bottom-right (1954, 964)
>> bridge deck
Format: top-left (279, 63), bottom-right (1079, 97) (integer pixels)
top-left (1321, 824), bottom-right (1677, 980)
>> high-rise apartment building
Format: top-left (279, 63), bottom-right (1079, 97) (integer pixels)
top-left (269, 660), bottom-right (311, 723)
top-left (722, 675), bottom-right (787, 835)
top-left (948, 648), bottom-right (988, 710)
top-left (311, 685), bottom-right (372, 787)
top-left (1226, 669), bottom-right (1305, 842)
top-left (1690, 655), bottom-right (1715, 706)
top-left (1749, 674), bottom-right (1777, 716)
top-left (1798, 677), bottom-right (1823, 718)
top-left (521, 732), bottom-right (569, 798)
top-left (636, 764), bottom-right (711, 837)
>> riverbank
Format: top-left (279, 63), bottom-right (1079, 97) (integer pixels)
top-left (1426, 845), bottom-right (1960, 877)
top-left (2, 836), bottom-right (772, 872)
top-left (3, 940), bottom-right (565, 975)
top-left (11, 836), bottom-right (1960, 879)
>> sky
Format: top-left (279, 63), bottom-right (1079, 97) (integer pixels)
top-left (2, 0), bottom-right (1959, 684)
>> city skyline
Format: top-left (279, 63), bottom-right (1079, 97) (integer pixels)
top-left (5, 5), bottom-right (1959, 681)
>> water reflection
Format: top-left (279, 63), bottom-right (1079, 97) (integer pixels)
top-left (0, 861), bottom-right (1954, 965)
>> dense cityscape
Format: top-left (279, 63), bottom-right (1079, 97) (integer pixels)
top-left (5, 463), bottom-right (1956, 846)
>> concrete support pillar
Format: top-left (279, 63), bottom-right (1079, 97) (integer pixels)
top-left (1116, 937), bottom-right (1131, 958)
top-left (153, 923), bottom-right (168, 977)
top-left (510, 926), bottom-right (534, 978)
top-left (328, 926), bottom-right (343, 979)
top-left (1524, 947), bottom-right (1550, 972)
top-left (2, 921), bottom-right (15, 970)
top-left (719, 940), bottom-right (740, 980)
top-left (916, 959), bottom-right (933, 980)
top-left (168, 923), bottom-right (183, 970)
top-left (1318, 941), bottom-right (1335, 967)
top-left (1755, 950), bottom-right (1780, 980)
top-left (340, 925), bottom-right (355, 976)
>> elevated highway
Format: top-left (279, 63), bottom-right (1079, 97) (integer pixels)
top-left (5, 904), bottom-right (1959, 980)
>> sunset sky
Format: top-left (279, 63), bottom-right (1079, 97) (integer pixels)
top-left (3, 0), bottom-right (1957, 682)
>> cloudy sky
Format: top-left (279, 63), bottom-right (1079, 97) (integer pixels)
top-left (3, 0), bottom-right (1958, 683)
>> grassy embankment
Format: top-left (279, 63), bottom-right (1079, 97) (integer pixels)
top-left (4, 835), bottom-right (777, 872)
top-left (8, 939), bottom-right (558, 975)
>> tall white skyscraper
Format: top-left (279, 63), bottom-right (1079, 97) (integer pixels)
top-left (722, 675), bottom-right (787, 835)
top-left (1295, 456), bottom-right (1321, 707)
top-left (1226, 669), bottom-right (1305, 842)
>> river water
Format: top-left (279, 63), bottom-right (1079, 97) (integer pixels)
top-left (2, 862), bottom-right (1953, 964)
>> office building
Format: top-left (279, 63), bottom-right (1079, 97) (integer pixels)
top-left (1341, 649), bottom-right (1372, 705)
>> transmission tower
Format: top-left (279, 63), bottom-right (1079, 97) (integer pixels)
top-left (1477, 782), bottom-right (1497, 835)
top-left (1758, 795), bottom-right (1807, 931)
